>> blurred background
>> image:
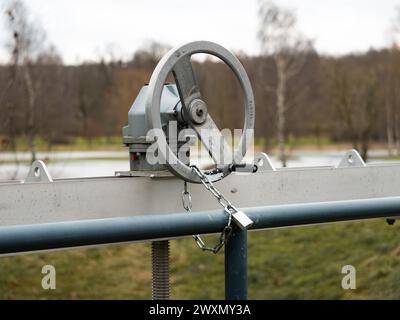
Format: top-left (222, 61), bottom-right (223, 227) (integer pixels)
top-left (1, 0), bottom-right (400, 299)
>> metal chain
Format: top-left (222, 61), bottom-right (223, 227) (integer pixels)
top-left (182, 165), bottom-right (241, 254)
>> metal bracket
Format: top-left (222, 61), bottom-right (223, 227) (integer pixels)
top-left (24, 160), bottom-right (53, 183)
top-left (254, 152), bottom-right (276, 171)
top-left (336, 149), bottom-right (366, 168)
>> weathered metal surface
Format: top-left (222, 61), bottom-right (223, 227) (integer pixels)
top-left (1, 162), bottom-right (400, 226)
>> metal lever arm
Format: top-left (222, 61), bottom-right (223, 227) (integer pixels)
top-left (173, 55), bottom-right (234, 168)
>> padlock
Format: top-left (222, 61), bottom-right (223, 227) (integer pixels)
top-left (232, 211), bottom-right (254, 230)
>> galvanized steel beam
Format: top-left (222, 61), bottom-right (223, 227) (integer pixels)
top-left (2, 163), bottom-right (400, 226)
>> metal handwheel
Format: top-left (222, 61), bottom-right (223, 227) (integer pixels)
top-left (145, 41), bottom-right (255, 183)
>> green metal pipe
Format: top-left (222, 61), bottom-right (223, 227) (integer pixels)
top-left (0, 196), bottom-right (400, 254)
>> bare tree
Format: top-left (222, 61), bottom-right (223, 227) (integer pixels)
top-left (384, 7), bottom-right (400, 156)
top-left (328, 55), bottom-right (379, 161)
top-left (129, 40), bottom-right (171, 70)
top-left (257, 0), bottom-right (312, 166)
top-left (76, 61), bottom-right (112, 146)
top-left (380, 45), bottom-right (400, 156)
top-left (0, 61), bottom-right (20, 179)
top-left (4, 0), bottom-right (47, 162)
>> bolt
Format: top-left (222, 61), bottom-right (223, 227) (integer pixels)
top-left (188, 99), bottom-right (208, 124)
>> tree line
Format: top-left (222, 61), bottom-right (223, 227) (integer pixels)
top-left (1, 0), bottom-right (400, 163)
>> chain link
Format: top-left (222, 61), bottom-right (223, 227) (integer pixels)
top-left (181, 165), bottom-right (242, 254)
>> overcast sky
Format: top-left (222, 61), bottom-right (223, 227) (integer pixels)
top-left (0, 0), bottom-right (399, 64)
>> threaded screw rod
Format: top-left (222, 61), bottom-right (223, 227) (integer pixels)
top-left (151, 240), bottom-right (170, 300)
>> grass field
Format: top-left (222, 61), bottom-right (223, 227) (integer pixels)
top-left (1, 219), bottom-right (400, 299)
top-left (0, 135), bottom-right (359, 152)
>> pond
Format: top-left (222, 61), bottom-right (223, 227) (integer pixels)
top-left (0, 149), bottom-right (394, 180)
